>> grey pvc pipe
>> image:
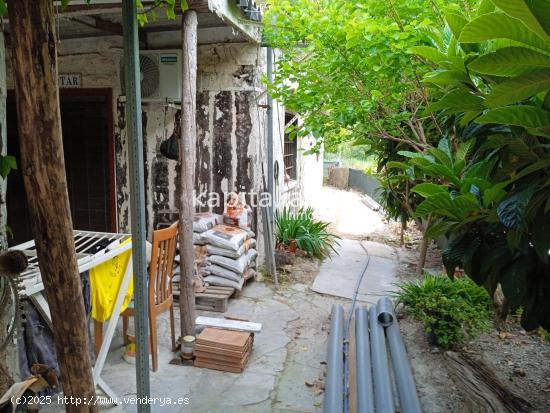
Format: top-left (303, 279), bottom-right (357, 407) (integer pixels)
top-left (377, 298), bottom-right (422, 413)
top-left (355, 307), bottom-right (375, 413)
top-left (266, 46), bottom-right (274, 222)
top-left (376, 296), bottom-right (394, 327)
top-left (369, 306), bottom-right (394, 413)
top-left (324, 305), bottom-right (344, 413)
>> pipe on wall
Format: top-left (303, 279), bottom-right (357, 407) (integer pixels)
top-left (377, 297), bottom-right (422, 413)
top-left (324, 304), bottom-right (344, 413)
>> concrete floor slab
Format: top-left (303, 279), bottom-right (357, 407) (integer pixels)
top-left (311, 239), bottom-right (398, 305)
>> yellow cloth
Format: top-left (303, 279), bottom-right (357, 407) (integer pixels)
top-left (90, 238), bottom-right (134, 322)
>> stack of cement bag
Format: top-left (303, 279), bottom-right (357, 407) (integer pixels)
top-left (173, 212), bottom-right (221, 296)
top-left (193, 212), bottom-right (222, 246)
top-left (200, 224), bottom-right (257, 291)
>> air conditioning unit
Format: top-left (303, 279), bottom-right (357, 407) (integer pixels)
top-left (120, 50), bottom-right (182, 102)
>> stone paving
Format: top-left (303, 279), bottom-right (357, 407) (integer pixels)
top-left (41, 187), bottom-right (399, 413)
top-left (43, 281), bottom-right (343, 413)
top-left (311, 239), bottom-right (398, 305)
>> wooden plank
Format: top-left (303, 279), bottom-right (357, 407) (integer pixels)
top-left (196, 328), bottom-right (251, 350)
top-left (195, 349), bottom-right (251, 365)
top-left (195, 349), bottom-right (252, 373)
top-left (196, 316), bottom-right (262, 333)
top-left (196, 302), bottom-right (227, 312)
top-left (195, 292), bottom-right (228, 299)
top-left (348, 315), bottom-right (357, 413)
top-left (195, 336), bottom-right (253, 357)
top-left (194, 360), bottom-right (243, 374)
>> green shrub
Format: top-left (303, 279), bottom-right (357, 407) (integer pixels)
top-left (275, 207), bottom-right (340, 259)
top-left (396, 274), bottom-right (493, 349)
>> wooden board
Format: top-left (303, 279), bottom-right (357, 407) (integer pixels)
top-left (194, 286), bottom-right (235, 313)
top-left (196, 328), bottom-right (251, 351)
top-left (195, 337), bottom-right (253, 358)
top-left (196, 316), bottom-right (262, 333)
top-left (194, 359), bottom-right (243, 374)
top-left (194, 349), bottom-right (252, 373)
top-left (195, 349), bottom-right (251, 365)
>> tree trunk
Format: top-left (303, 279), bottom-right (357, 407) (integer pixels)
top-left (416, 214), bottom-right (432, 275)
top-left (7, 1), bottom-right (97, 411)
top-left (493, 284), bottom-right (509, 331)
top-left (178, 10), bottom-right (198, 339)
top-left (444, 351), bottom-right (530, 412)
top-left (400, 216), bottom-right (406, 246)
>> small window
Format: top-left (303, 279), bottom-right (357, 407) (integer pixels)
top-left (284, 113), bottom-right (298, 181)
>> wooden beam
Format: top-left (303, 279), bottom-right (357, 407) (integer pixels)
top-left (57, 3), bottom-right (122, 17)
top-left (70, 16), bottom-right (146, 44)
top-left (178, 9), bottom-right (198, 339)
top-left (196, 316), bottom-right (262, 333)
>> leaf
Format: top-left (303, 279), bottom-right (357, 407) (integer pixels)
top-left (425, 220), bottom-right (454, 239)
top-left (411, 183), bottom-right (448, 198)
top-left (445, 12), bottom-right (468, 40)
top-left (425, 90), bottom-right (485, 114)
top-left (456, 139), bottom-right (474, 162)
top-left (181, 0), bottom-right (189, 11)
top-left (491, 0), bottom-right (550, 41)
top-left (397, 151), bottom-right (432, 161)
top-left (477, 0), bottom-right (495, 15)
top-left (476, 106), bottom-right (550, 129)
top-left (459, 12), bottom-right (550, 52)
top-left (483, 183), bottom-right (508, 207)
top-left (438, 137), bottom-right (452, 158)
top-left (0, 155), bottom-right (17, 178)
top-left (468, 47), bottom-right (550, 77)
top-left (485, 69), bottom-right (550, 107)
top-left (422, 164), bottom-right (461, 187)
top-left (386, 161), bottom-right (408, 170)
top-left (0, 0), bottom-right (6, 16)
top-left (409, 46), bottom-right (447, 63)
top-left (497, 187), bottom-right (535, 229)
top-left (415, 193), bottom-right (459, 219)
top-left (428, 147), bottom-right (453, 169)
top-left (423, 70), bottom-right (471, 87)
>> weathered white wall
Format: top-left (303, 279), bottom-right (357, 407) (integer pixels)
top-left (5, 27), bottom-right (323, 260)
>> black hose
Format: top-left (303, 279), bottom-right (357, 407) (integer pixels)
top-left (343, 241), bottom-right (371, 413)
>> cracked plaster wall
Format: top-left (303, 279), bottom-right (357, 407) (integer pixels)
top-left (5, 32), bottom-right (322, 260)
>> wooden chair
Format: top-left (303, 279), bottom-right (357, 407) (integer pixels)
top-left (122, 221), bottom-right (178, 372)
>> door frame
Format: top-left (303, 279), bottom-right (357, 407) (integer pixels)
top-left (7, 87), bottom-right (117, 232)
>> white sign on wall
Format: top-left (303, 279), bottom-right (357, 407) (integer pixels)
top-left (59, 73), bottom-right (82, 88)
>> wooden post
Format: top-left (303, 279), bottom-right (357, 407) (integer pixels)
top-left (7, 1), bottom-right (97, 411)
top-left (178, 9), bottom-right (198, 338)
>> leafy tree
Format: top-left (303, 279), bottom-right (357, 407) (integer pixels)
top-left (263, 0), bottom-right (475, 153)
top-left (404, 0), bottom-right (550, 331)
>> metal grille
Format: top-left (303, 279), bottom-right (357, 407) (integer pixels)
top-left (12, 230), bottom-right (131, 296)
top-left (284, 114), bottom-right (298, 181)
